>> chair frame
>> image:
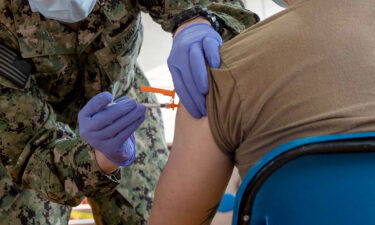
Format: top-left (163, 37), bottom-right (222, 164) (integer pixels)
top-left (232, 132), bottom-right (375, 225)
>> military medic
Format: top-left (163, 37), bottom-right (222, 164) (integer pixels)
top-left (0, 0), bottom-right (259, 224)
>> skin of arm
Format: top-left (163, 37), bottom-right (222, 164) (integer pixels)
top-left (174, 17), bottom-right (211, 36)
top-left (94, 150), bottom-right (119, 174)
top-left (149, 105), bottom-right (234, 225)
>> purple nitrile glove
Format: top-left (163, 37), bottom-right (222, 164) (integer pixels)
top-left (78, 92), bottom-right (146, 166)
top-left (168, 23), bottom-right (222, 118)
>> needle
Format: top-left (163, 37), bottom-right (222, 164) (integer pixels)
top-left (143, 103), bottom-right (169, 108)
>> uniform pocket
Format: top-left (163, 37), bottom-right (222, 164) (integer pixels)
top-left (14, 13), bottom-right (77, 58)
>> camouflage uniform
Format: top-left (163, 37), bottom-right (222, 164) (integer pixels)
top-left (0, 0), bottom-right (258, 224)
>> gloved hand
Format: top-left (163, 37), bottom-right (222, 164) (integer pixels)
top-left (78, 92), bottom-right (146, 166)
top-left (168, 23), bottom-right (222, 119)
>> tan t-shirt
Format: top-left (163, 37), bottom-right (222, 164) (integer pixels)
top-left (207, 0), bottom-right (375, 178)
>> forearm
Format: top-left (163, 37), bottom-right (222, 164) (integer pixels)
top-left (95, 149), bottom-right (119, 174)
top-left (173, 16), bottom-right (211, 36)
top-left (5, 121), bottom-right (120, 206)
top-left (204, 2), bottom-right (259, 40)
top-left (0, 82), bottom-right (120, 206)
top-left (138, 0), bottom-right (259, 40)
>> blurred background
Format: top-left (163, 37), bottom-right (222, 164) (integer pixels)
top-left (69, 1), bottom-right (284, 224)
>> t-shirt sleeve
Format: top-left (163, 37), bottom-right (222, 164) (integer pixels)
top-left (206, 63), bottom-right (244, 159)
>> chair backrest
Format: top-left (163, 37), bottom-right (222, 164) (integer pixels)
top-left (232, 132), bottom-right (375, 225)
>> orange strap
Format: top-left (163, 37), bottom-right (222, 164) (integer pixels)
top-left (140, 86), bottom-right (175, 97)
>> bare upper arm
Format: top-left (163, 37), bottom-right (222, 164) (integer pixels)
top-left (149, 105), bottom-right (234, 225)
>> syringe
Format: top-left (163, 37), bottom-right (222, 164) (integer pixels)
top-left (143, 103), bottom-right (169, 108)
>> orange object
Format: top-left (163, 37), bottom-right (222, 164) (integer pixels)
top-left (140, 86), bottom-right (179, 110)
top-left (140, 86), bottom-right (175, 97)
top-left (166, 103), bottom-right (179, 109)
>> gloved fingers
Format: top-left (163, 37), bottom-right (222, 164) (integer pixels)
top-left (129, 133), bottom-right (136, 144)
top-left (110, 135), bottom-right (137, 166)
top-left (78, 92), bottom-right (113, 119)
top-left (202, 36), bottom-right (222, 69)
top-left (189, 42), bottom-right (209, 95)
top-left (88, 98), bottom-right (138, 131)
top-left (183, 47), bottom-right (207, 116)
top-left (185, 88), bottom-right (206, 118)
top-left (169, 66), bottom-right (203, 118)
top-left (112, 114), bottom-right (146, 148)
top-left (93, 104), bottom-right (146, 139)
top-left (121, 135), bottom-right (136, 160)
top-left (114, 96), bottom-right (129, 103)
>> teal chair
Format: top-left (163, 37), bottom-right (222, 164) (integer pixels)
top-left (232, 132), bottom-right (375, 225)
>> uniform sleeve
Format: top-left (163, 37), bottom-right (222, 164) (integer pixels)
top-left (0, 76), bottom-right (121, 206)
top-left (137, 0), bottom-right (259, 41)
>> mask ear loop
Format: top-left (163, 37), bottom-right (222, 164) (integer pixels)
top-left (140, 86), bottom-right (180, 110)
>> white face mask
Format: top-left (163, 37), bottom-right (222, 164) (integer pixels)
top-left (28, 0), bottom-right (97, 23)
top-left (272, 0), bottom-right (289, 8)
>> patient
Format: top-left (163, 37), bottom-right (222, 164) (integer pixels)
top-left (149, 0), bottom-right (375, 224)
